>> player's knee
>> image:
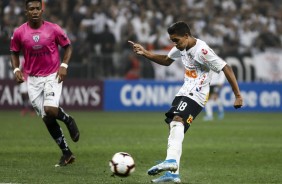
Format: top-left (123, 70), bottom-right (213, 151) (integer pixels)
top-left (172, 115), bottom-right (184, 124)
top-left (172, 115), bottom-right (190, 133)
top-left (42, 115), bottom-right (53, 125)
top-left (44, 106), bottom-right (57, 117)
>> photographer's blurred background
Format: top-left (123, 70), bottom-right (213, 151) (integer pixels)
top-left (0, 0), bottom-right (281, 112)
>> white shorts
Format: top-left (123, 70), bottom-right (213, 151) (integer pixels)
top-left (19, 81), bottom-right (28, 93)
top-left (27, 73), bottom-right (62, 117)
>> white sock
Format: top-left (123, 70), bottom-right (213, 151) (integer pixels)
top-left (205, 100), bottom-right (214, 117)
top-left (165, 121), bottom-right (184, 174)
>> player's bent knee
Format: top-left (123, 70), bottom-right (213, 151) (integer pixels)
top-left (44, 106), bottom-right (58, 117)
top-left (173, 115), bottom-right (184, 124)
top-left (42, 116), bottom-right (53, 125)
top-left (172, 116), bottom-right (190, 133)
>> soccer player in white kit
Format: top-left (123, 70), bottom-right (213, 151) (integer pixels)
top-left (10, 0), bottom-right (80, 167)
top-left (129, 21), bottom-right (243, 183)
top-left (203, 71), bottom-right (226, 121)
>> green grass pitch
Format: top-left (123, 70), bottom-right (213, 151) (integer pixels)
top-left (0, 111), bottom-right (281, 184)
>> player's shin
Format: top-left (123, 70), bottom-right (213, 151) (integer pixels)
top-left (56, 107), bottom-right (71, 124)
top-left (56, 107), bottom-right (80, 142)
top-left (166, 121), bottom-right (184, 174)
top-left (43, 116), bottom-right (71, 155)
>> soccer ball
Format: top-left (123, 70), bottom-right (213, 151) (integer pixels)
top-left (109, 152), bottom-right (135, 177)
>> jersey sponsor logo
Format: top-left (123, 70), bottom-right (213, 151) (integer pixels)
top-left (46, 92), bottom-right (55, 97)
top-left (33, 35), bottom-right (40, 43)
top-left (30, 51), bottom-right (51, 57)
top-left (200, 55), bottom-right (207, 62)
top-left (185, 69), bottom-right (197, 78)
top-left (201, 48), bottom-right (208, 55)
top-left (32, 45), bottom-right (43, 50)
top-left (196, 74), bottom-right (206, 92)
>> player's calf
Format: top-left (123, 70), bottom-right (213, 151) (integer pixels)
top-left (57, 107), bottom-right (80, 142)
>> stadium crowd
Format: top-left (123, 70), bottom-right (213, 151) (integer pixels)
top-left (1, 0), bottom-right (281, 79)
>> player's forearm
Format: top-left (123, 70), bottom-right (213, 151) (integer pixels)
top-left (143, 50), bottom-right (172, 66)
top-left (223, 65), bottom-right (241, 98)
top-left (10, 52), bottom-right (20, 69)
top-left (62, 45), bottom-right (72, 64)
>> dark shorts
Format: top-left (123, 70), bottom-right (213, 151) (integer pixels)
top-left (165, 96), bottom-right (203, 133)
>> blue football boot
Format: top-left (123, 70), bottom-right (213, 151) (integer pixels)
top-left (151, 171), bottom-right (181, 183)
top-left (148, 159), bottom-right (178, 175)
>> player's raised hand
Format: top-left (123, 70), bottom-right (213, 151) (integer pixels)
top-left (128, 40), bottom-right (146, 55)
top-left (234, 96), bottom-right (243, 109)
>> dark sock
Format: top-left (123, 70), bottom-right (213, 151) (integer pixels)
top-left (57, 107), bottom-right (71, 125)
top-left (43, 116), bottom-right (72, 155)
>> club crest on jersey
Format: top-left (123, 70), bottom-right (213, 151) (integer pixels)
top-left (33, 35), bottom-right (40, 42)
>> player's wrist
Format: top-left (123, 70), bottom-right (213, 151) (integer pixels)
top-left (235, 94), bottom-right (242, 98)
top-left (60, 63), bottom-right (68, 69)
top-left (13, 68), bottom-right (20, 74)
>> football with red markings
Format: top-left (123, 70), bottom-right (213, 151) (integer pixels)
top-left (109, 152), bottom-right (135, 177)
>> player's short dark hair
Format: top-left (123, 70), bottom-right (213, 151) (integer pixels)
top-left (167, 21), bottom-right (191, 36)
top-left (25, 0), bottom-right (42, 7)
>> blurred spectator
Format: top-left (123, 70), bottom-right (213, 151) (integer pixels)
top-left (238, 22), bottom-right (259, 55)
top-left (100, 24), bottom-right (116, 78)
top-left (0, 0), bottom-right (281, 79)
top-left (124, 53), bottom-right (141, 80)
top-left (254, 25), bottom-right (281, 51)
top-left (120, 22), bottom-right (138, 77)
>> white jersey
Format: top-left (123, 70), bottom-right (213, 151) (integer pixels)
top-left (210, 71), bottom-right (225, 86)
top-left (168, 38), bottom-right (226, 106)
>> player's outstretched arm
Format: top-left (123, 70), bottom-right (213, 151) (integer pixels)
top-left (222, 64), bottom-right (243, 109)
top-left (128, 40), bottom-right (174, 66)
